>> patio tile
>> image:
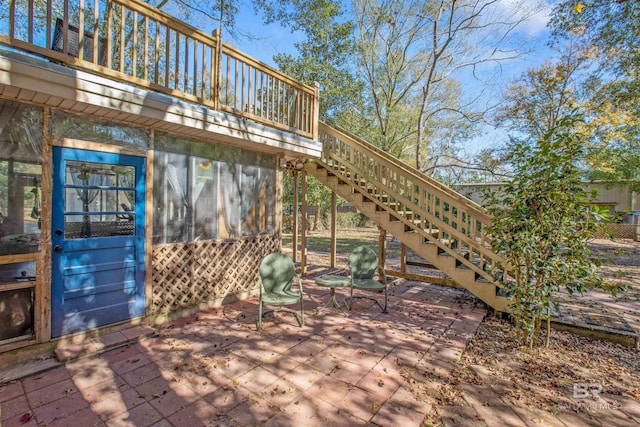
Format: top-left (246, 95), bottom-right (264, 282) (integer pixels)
top-left (386, 346), bottom-right (426, 368)
top-left (21, 366), bottom-right (71, 393)
top-left (208, 352), bottom-right (258, 380)
top-left (204, 383), bottom-right (251, 412)
top-left (148, 383), bottom-right (200, 418)
top-left (340, 386), bottom-right (381, 422)
top-left (355, 366), bottom-right (402, 401)
top-left (177, 371), bottom-right (226, 397)
top-left (438, 404), bottom-right (486, 426)
top-left (0, 279), bottom-right (493, 426)
top-left (371, 401), bottom-right (424, 427)
top-left (287, 338), bottom-right (330, 363)
top-left (330, 359), bottom-right (369, 384)
top-left (31, 391), bottom-right (90, 426)
top-left (387, 382), bottom-right (435, 415)
top-left (273, 392), bottom-right (365, 427)
top-left (284, 362), bottom-right (327, 390)
top-left (0, 395), bottom-right (30, 422)
top-left (166, 399), bottom-right (220, 427)
top-left (235, 366), bottom-right (281, 394)
top-left (261, 354), bottom-right (303, 377)
top-left (45, 405), bottom-right (105, 427)
top-left (25, 378), bottom-right (78, 407)
top-left (305, 350), bottom-right (340, 374)
top-left (0, 381), bottom-right (24, 402)
top-left (306, 376), bottom-right (352, 406)
top-left (226, 394), bottom-right (278, 426)
top-left (260, 379), bottom-right (304, 408)
top-left (67, 357), bottom-right (120, 391)
top-left (106, 402), bottom-right (163, 427)
top-left (135, 376), bottom-right (178, 401)
top-left (102, 345), bottom-right (143, 365)
top-left (119, 360), bottom-right (163, 388)
top-left (89, 385), bottom-right (146, 421)
top-left (149, 419), bottom-right (174, 427)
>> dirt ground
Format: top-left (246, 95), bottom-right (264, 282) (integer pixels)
top-left (431, 238), bottom-right (640, 424)
top-left (291, 230), bottom-right (640, 425)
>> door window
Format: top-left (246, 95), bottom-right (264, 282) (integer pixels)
top-left (63, 161), bottom-right (136, 239)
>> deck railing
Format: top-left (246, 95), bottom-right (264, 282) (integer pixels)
top-left (1, 0), bottom-right (319, 139)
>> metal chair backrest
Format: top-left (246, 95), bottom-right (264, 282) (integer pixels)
top-left (348, 246), bottom-right (378, 280)
top-left (259, 252), bottom-right (295, 293)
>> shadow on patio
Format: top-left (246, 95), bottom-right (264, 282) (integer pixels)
top-left (0, 272), bottom-right (486, 426)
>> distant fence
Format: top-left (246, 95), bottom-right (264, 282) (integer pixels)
top-left (594, 224), bottom-right (639, 241)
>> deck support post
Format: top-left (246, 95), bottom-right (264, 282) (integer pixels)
top-left (300, 169), bottom-right (308, 277)
top-left (292, 170), bottom-right (299, 263)
top-left (378, 226), bottom-right (386, 277)
top-left (330, 191), bottom-right (337, 268)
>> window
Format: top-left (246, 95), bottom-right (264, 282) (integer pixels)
top-left (152, 136), bottom-right (275, 244)
top-left (0, 100), bottom-right (41, 343)
top-left (0, 100), bottom-right (43, 258)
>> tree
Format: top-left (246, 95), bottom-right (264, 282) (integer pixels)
top-left (257, 0), bottom-right (363, 121)
top-left (550, 0), bottom-right (640, 186)
top-left (485, 114), bottom-right (604, 348)
top-left (550, 0), bottom-right (639, 88)
top-left (351, 0), bottom-right (545, 175)
top-left (495, 46), bottom-right (588, 140)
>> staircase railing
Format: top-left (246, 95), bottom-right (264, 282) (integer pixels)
top-left (318, 122), bottom-right (509, 285)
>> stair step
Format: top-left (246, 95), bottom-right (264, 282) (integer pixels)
top-left (308, 155), bottom-right (508, 313)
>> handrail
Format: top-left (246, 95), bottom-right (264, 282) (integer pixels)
top-left (318, 122), bottom-right (509, 280)
top-left (1, 0), bottom-right (318, 139)
top-left (320, 123), bottom-right (490, 220)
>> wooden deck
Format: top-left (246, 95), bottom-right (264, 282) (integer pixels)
top-left (1, 0), bottom-right (319, 140)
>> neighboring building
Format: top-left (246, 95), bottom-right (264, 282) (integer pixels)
top-left (0, 0), bottom-right (321, 351)
top-left (455, 181), bottom-right (640, 214)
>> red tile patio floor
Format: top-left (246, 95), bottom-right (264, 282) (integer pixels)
top-left (0, 278), bottom-right (486, 426)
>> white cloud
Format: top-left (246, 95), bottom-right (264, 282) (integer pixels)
top-left (494, 0), bottom-right (555, 37)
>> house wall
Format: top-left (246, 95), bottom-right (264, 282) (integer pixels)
top-left (0, 96), bottom-right (285, 351)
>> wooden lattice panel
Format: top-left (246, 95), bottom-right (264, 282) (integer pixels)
top-left (151, 235), bottom-right (279, 314)
top-left (594, 224), bottom-right (638, 240)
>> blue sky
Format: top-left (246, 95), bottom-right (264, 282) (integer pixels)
top-left (193, 0), bottom-right (561, 154)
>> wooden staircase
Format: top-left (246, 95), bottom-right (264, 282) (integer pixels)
top-left (308, 122), bottom-right (511, 312)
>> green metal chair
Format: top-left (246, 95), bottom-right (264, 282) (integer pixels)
top-left (257, 252), bottom-right (304, 331)
top-left (345, 246), bottom-right (388, 313)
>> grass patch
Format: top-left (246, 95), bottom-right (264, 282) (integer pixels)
top-left (282, 227), bottom-right (403, 259)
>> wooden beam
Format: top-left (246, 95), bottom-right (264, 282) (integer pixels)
top-left (378, 225), bottom-right (386, 280)
top-left (292, 171), bottom-right (298, 263)
top-left (300, 169), bottom-right (308, 277)
top-left (37, 106), bottom-right (52, 343)
top-left (330, 191), bottom-right (336, 268)
top-left (144, 131), bottom-right (154, 317)
top-left (385, 270), bottom-right (458, 288)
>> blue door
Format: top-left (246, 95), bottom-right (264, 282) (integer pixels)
top-left (51, 147), bottom-right (146, 338)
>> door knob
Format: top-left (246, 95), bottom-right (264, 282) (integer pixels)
top-left (55, 229), bottom-right (63, 236)
top-left (54, 245), bottom-right (63, 253)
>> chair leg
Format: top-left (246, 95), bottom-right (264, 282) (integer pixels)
top-left (382, 287), bottom-right (388, 313)
top-left (299, 298), bottom-right (305, 327)
top-left (347, 286), bottom-right (354, 311)
top-left (257, 301), bottom-right (263, 331)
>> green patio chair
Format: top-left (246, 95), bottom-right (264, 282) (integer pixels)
top-left (257, 252), bottom-right (304, 331)
top-left (345, 246), bottom-right (388, 313)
